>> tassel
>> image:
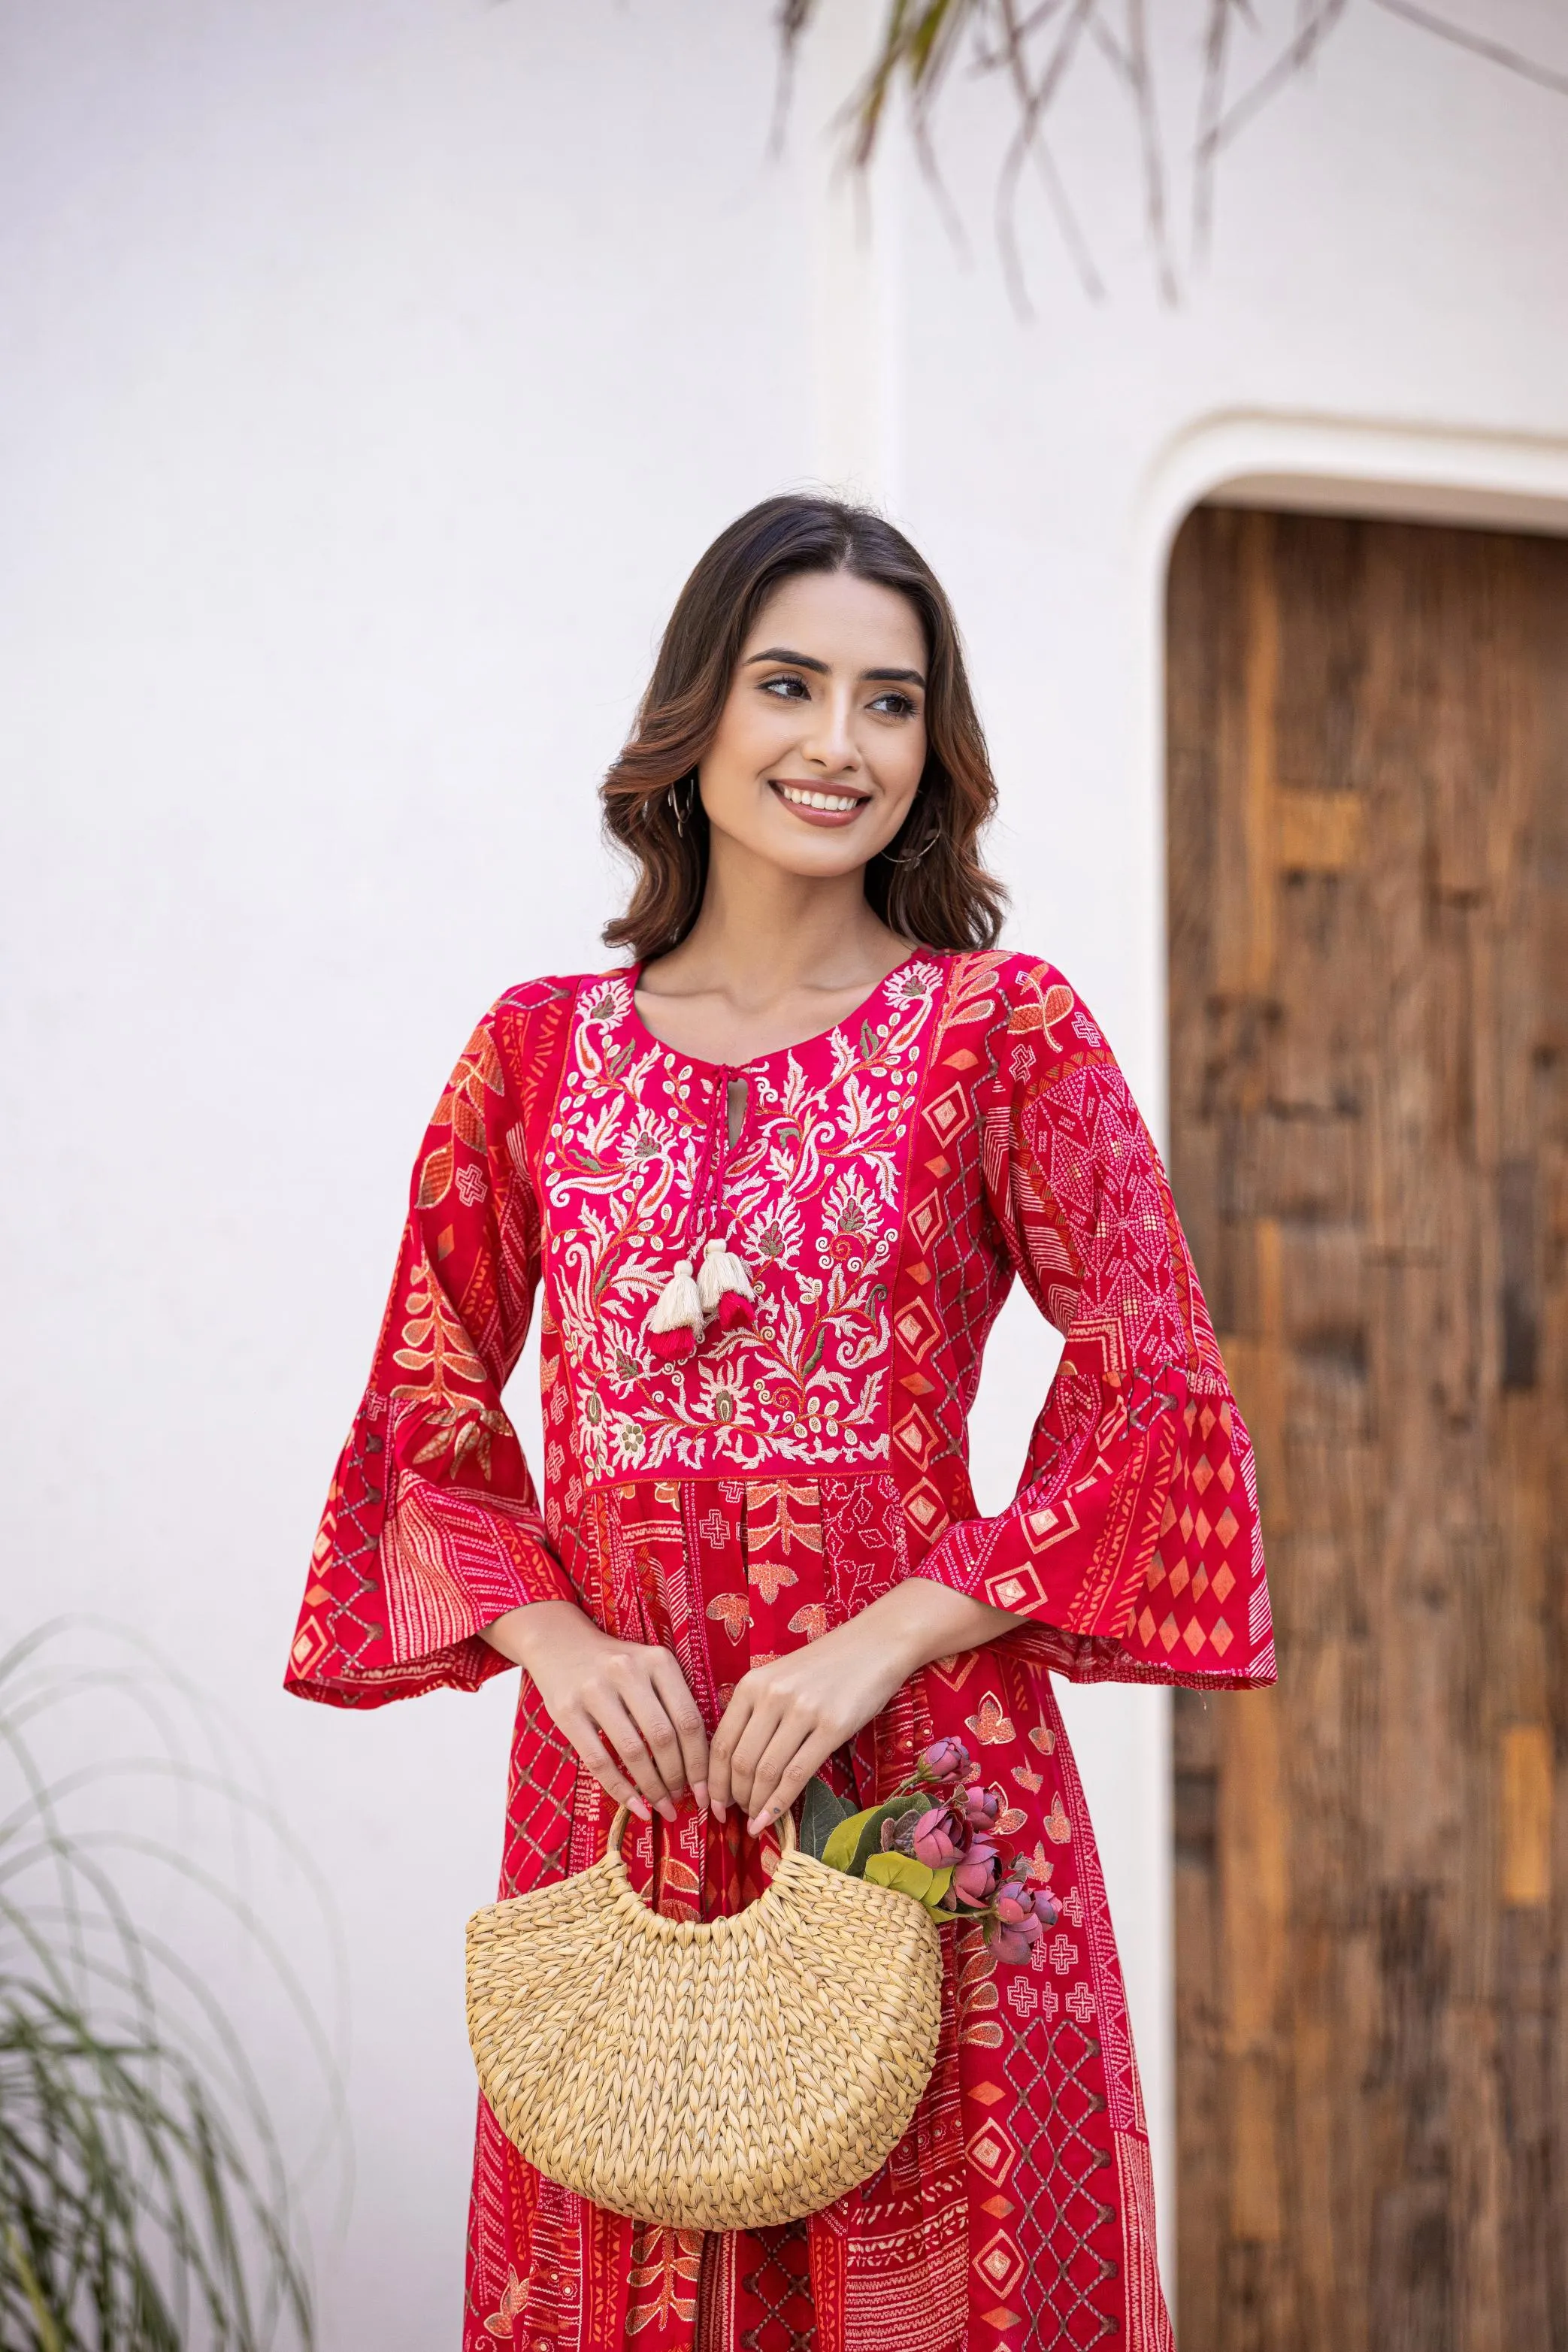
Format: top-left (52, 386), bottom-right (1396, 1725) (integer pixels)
top-left (698, 1236), bottom-right (756, 1333)
top-left (646, 1258), bottom-right (704, 1364)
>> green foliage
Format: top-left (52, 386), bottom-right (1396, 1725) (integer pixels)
top-left (816, 1788), bottom-right (926, 1878)
top-left (861, 1852), bottom-right (955, 1914)
top-left (798, 1775), bottom-right (858, 1863)
top-left (0, 1621), bottom-right (339, 2349)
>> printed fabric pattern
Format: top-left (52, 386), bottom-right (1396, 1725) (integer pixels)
top-left (286, 948), bottom-right (1276, 2352)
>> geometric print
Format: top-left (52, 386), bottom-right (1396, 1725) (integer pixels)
top-left (284, 948), bottom-right (1272, 2349)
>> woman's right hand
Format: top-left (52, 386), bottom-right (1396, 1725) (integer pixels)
top-left (482, 1601), bottom-right (709, 1825)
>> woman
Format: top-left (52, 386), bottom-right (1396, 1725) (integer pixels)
top-left (286, 495), bottom-right (1274, 2352)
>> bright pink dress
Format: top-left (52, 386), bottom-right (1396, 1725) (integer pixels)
top-left (286, 948), bottom-right (1274, 2352)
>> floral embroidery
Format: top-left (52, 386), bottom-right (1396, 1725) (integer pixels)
top-left (540, 964), bottom-right (944, 1482)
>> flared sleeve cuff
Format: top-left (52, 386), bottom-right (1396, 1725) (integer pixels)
top-left (916, 1364), bottom-right (1275, 1689)
top-left (286, 1398), bottom-right (576, 1710)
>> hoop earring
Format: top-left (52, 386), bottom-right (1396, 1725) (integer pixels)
top-left (669, 773), bottom-right (698, 837)
top-left (885, 804), bottom-right (937, 867)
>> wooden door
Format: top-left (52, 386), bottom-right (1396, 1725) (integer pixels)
top-left (1166, 506), bottom-right (1568, 2350)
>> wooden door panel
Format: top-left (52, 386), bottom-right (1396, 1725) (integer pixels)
top-left (1167, 507), bottom-right (1568, 2350)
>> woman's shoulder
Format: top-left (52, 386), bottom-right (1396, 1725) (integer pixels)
top-left (482, 965), bottom-right (632, 1025)
top-left (946, 946), bottom-right (1098, 1025)
top-left (461, 971), bottom-right (599, 1079)
top-left (940, 950), bottom-right (1117, 1083)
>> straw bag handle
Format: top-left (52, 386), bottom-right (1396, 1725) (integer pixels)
top-left (606, 1802), bottom-right (798, 1873)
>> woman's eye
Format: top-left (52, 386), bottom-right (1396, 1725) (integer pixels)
top-left (761, 674), bottom-right (810, 700)
top-left (870, 692), bottom-right (917, 718)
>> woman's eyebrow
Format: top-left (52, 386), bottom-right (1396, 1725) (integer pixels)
top-left (744, 646), bottom-right (828, 674)
top-left (744, 647), bottom-right (927, 689)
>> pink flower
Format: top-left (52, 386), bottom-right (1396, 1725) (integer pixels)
top-left (994, 1892), bottom-right (1040, 1931)
top-left (991, 1920), bottom-right (1040, 1966)
top-left (909, 1805), bottom-right (964, 1869)
top-left (919, 1739), bottom-right (969, 1783)
top-left (962, 1787), bottom-right (1000, 1831)
top-left (950, 1842), bottom-right (1001, 1910)
top-left (985, 1892), bottom-right (1045, 1964)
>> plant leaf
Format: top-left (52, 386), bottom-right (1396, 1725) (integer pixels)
top-left (820, 1792), bottom-right (927, 1877)
top-left (820, 1806), bottom-right (882, 1875)
top-left (864, 1853), bottom-right (955, 1913)
top-left (799, 1775), bottom-right (858, 1862)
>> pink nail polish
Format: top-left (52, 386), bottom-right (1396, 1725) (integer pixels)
top-left (656, 1798), bottom-right (677, 1824)
top-left (692, 1781), bottom-right (710, 1810)
top-left (628, 1796), bottom-right (652, 1823)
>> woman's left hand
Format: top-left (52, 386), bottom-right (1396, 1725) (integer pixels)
top-left (707, 1577), bottom-right (1025, 1834)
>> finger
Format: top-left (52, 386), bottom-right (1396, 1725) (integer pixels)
top-left (597, 1699), bottom-right (679, 1820)
top-left (741, 1711), bottom-right (816, 1832)
top-left (707, 1683), bottom-right (758, 1818)
top-left (725, 1693), bottom-right (788, 1821)
top-left (747, 1721), bottom-right (839, 1835)
top-left (649, 1651), bottom-right (711, 1809)
top-left (619, 1679), bottom-right (693, 1816)
top-left (568, 1716), bottom-right (653, 1824)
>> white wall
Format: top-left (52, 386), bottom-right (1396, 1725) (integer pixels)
top-left (4, 2), bottom-right (1565, 2340)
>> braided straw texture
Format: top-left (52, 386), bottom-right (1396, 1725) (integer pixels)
top-left (466, 1807), bottom-right (943, 2231)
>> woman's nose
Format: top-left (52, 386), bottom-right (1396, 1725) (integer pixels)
top-left (801, 692), bottom-right (861, 773)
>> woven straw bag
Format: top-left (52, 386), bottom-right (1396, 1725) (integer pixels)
top-left (465, 1803), bottom-right (943, 2231)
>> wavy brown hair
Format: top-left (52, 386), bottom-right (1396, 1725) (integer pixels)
top-left (601, 495), bottom-right (1006, 958)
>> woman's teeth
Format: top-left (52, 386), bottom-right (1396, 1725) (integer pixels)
top-left (776, 785), bottom-right (865, 812)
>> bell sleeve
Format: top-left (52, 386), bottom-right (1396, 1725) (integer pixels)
top-left (916, 960), bottom-right (1276, 1688)
top-left (285, 988), bottom-right (577, 1709)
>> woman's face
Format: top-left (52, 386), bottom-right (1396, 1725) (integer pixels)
top-left (698, 568), bottom-right (928, 881)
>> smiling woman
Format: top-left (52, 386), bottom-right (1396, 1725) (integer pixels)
top-left (601, 497), bottom-right (1004, 968)
top-left (286, 495), bottom-right (1275, 2352)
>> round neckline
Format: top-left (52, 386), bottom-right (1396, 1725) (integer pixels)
top-left (622, 948), bottom-right (937, 1074)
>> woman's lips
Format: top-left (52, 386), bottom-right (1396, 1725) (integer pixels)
top-left (768, 779), bottom-right (871, 830)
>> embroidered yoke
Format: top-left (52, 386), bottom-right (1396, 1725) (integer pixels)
top-left (286, 949), bottom-right (1274, 2352)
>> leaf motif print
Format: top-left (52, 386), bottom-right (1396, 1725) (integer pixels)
top-left (416, 1141), bottom-right (454, 1209)
top-left (964, 1694), bottom-right (1016, 1746)
top-left (1013, 1763), bottom-right (1045, 1792)
top-left (627, 2229), bottom-right (703, 2335)
top-left (786, 1603), bottom-right (831, 1642)
top-left (706, 1592), bottom-right (750, 1641)
top-left (1040, 981), bottom-right (1076, 1045)
top-left (747, 1556), bottom-right (798, 1606)
top-left (1043, 1793), bottom-right (1072, 1843)
top-left (997, 1807), bottom-right (1028, 1836)
top-left (1027, 1723), bottom-right (1058, 1755)
top-left (452, 1090), bottom-right (488, 1151)
top-left (391, 1249), bottom-right (503, 1474)
top-left (484, 2269), bottom-right (528, 2337)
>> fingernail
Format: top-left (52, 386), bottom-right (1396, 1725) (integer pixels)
top-left (656, 1797), bottom-right (678, 1824)
top-left (628, 1796), bottom-right (652, 1822)
top-left (709, 1800), bottom-right (727, 1822)
top-left (693, 1780), bottom-right (709, 1811)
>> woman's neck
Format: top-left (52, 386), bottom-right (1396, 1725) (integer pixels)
top-left (634, 838), bottom-right (911, 1062)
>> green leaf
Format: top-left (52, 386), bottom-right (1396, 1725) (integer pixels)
top-left (820, 1791), bottom-right (927, 1877)
top-left (799, 1775), bottom-right (858, 1862)
top-left (864, 1854), bottom-right (956, 1913)
top-left (821, 1806), bottom-right (883, 1875)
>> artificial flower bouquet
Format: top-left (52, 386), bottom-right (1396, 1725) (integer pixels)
top-left (800, 1737), bottom-right (1058, 1963)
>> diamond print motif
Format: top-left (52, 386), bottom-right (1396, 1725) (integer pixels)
top-left (995, 2017), bottom-right (1119, 2347)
